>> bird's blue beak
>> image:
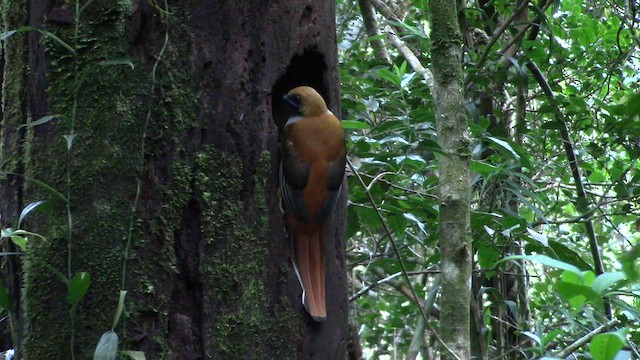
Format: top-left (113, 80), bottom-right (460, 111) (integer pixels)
top-left (283, 94), bottom-right (300, 111)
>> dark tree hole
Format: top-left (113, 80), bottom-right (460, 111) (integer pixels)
top-left (271, 50), bottom-right (329, 135)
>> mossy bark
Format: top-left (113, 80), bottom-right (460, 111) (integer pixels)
top-left (2, 1), bottom-right (347, 359)
top-left (430, 0), bottom-right (472, 359)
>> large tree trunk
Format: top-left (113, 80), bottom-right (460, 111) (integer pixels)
top-left (1, 1), bottom-right (348, 359)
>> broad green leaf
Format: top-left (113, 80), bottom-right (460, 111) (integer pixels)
top-left (10, 236), bottom-right (27, 251)
top-left (591, 272), bottom-right (626, 295)
top-left (556, 282), bottom-right (590, 309)
top-left (477, 245), bottom-right (501, 268)
top-left (471, 160), bottom-right (502, 174)
top-left (67, 272), bottom-right (91, 305)
top-left (590, 332), bottom-right (625, 360)
top-left (94, 330), bottom-right (118, 360)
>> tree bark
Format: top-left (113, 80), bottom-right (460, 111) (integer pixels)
top-left (429, 0), bottom-right (471, 359)
top-left (1, 1), bottom-right (348, 359)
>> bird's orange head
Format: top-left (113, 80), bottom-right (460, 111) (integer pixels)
top-left (283, 86), bottom-right (328, 117)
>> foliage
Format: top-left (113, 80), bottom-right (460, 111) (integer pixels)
top-left (339, 0), bottom-right (640, 359)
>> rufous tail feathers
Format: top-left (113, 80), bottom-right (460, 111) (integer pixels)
top-left (291, 227), bottom-right (326, 322)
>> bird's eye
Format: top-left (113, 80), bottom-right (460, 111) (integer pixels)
top-left (284, 94), bottom-right (302, 110)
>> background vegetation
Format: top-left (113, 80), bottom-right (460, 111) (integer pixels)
top-left (0, 0), bottom-right (639, 359)
top-left (339, 0), bottom-right (640, 359)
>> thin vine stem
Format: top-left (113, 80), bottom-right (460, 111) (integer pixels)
top-left (121, 0), bottom-right (170, 291)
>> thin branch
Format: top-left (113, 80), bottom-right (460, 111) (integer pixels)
top-left (385, 29), bottom-right (435, 92)
top-left (368, 0), bottom-right (435, 92)
top-left (554, 319), bottom-right (621, 358)
top-left (369, 0), bottom-right (401, 23)
top-left (473, 0), bottom-right (531, 73)
top-left (407, 275), bottom-right (441, 360)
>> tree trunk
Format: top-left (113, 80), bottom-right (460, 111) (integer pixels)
top-left (429, 0), bottom-right (471, 358)
top-left (1, 1), bottom-right (348, 359)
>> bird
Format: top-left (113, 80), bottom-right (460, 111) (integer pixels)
top-left (280, 86), bottom-right (346, 322)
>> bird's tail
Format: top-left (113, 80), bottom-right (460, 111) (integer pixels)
top-left (290, 225), bottom-right (326, 322)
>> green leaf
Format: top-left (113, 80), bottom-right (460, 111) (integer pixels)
top-left (521, 331), bottom-right (541, 345)
top-left (121, 351), bottom-right (146, 360)
top-left (0, 30), bottom-right (17, 42)
top-left (471, 160), bottom-right (502, 174)
top-left (0, 285), bottom-right (12, 311)
top-left (18, 200), bottom-right (52, 228)
top-left (557, 281), bottom-right (595, 309)
top-left (10, 236), bottom-right (27, 251)
top-left (486, 136), bottom-right (520, 160)
top-left (377, 68), bottom-right (401, 86)
top-left (38, 29), bottom-right (75, 54)
top-left (591, 272), bottom-right (626, 295)
top-left (94, 330), bottom-right (118, 360)
top-left (17, 114), bottom-right (60, 129)
top-left (22, 176), bottom-right (69, 204)
top-left (498, 254), bottom-right (582, 276)
top-left (98, 59), bottom-right (135, 69)
top-left (63, 134), bottom-right (77, 150)
top-left (112, 290), bottom-right (127, 330)
top-left (67, 272), bottom-right (91, 305)
top-left (342, 120), bottom-right (371, 130)
top-left (1, 228), bottom-right (47, 249)
top-left (548, 240), bottom-right (593, 271)
top-left (590, 332), bottom-right (625, 360)
top-left (526, 228), bottom-right (548, 247)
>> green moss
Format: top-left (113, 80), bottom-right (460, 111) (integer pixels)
top-left (192, 149), bottom-right (297, 359)
top-left (21, 2), bottom-right (148, 359)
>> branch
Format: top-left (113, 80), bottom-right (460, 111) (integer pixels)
top-left (369, 0), bottom-right (401, 23)
top-left (368, 0), bottom-right (435, 92)
top-left (525, 60), bottom-right (611, 318)
top-left (407, 275), bottom-right (441, 360)
top-left (385, 29), bottom-right (435, 92)
top-left (473, 0), bottom-right (531, 72)
top-left (358, 0), bottom-right (391, 62)
top-left (555, 319), bottom-right (621, 358)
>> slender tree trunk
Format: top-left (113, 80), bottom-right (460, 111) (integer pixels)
top-left (429, 0), bottom-right (471, 358)
top-left (1, 1), bottom-right (348, 359)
